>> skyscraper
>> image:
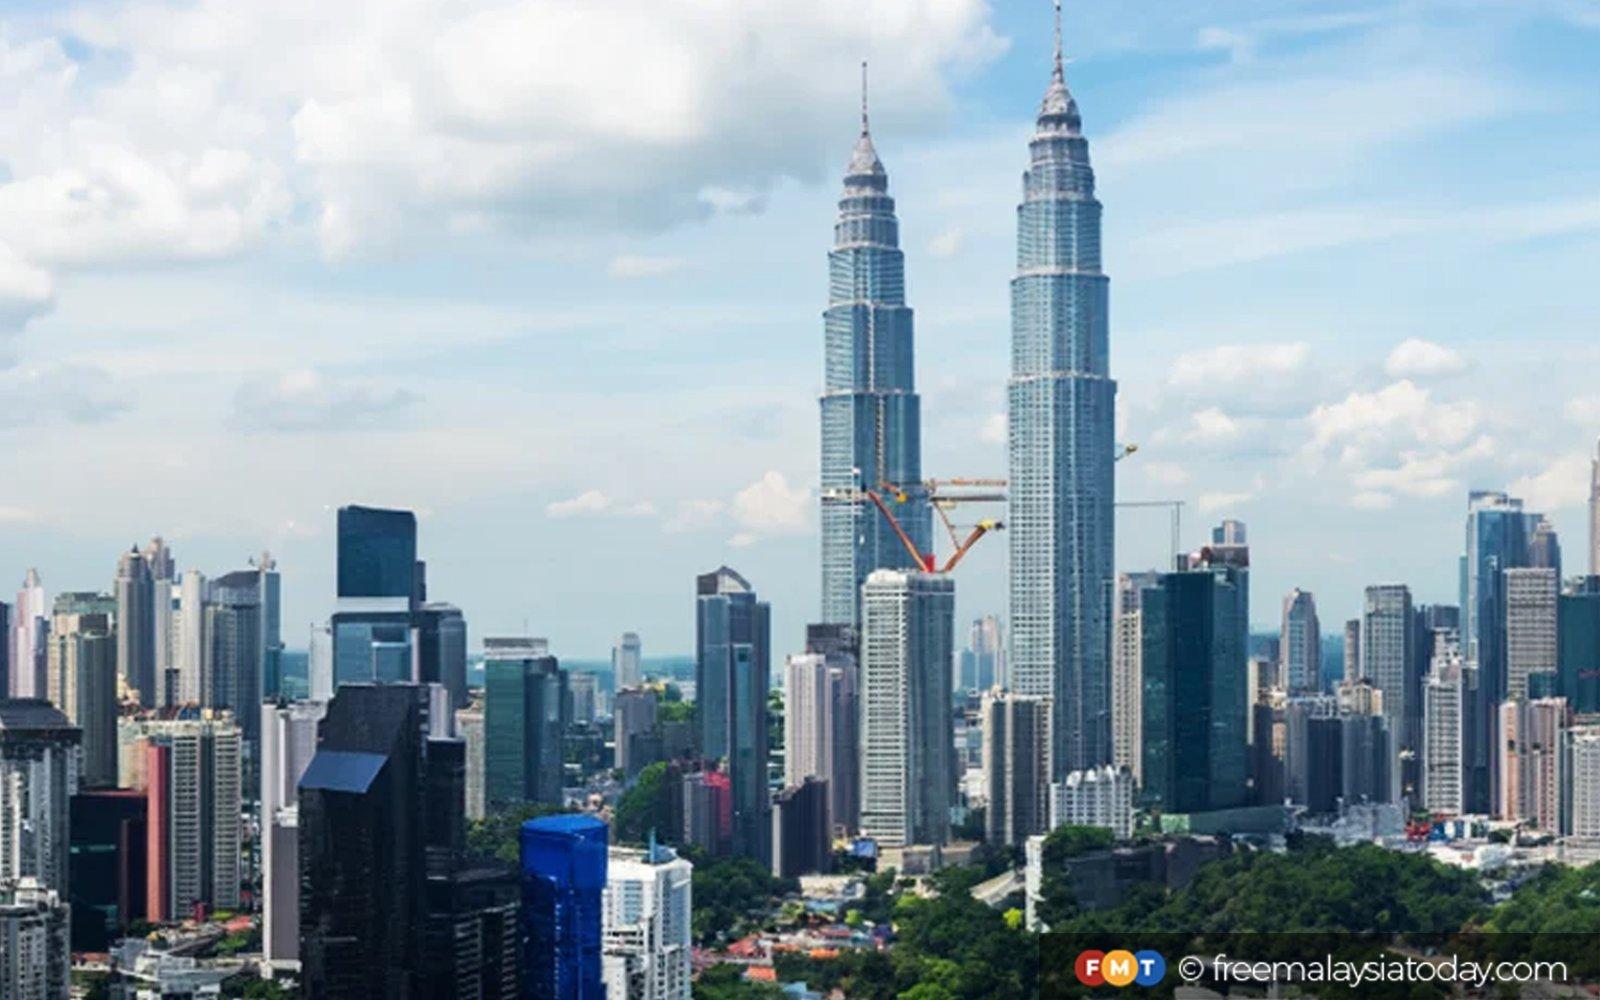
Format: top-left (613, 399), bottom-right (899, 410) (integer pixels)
top-left (1110, 572), bottom-right (1158, 782)
top-left (208, 569), bottom-right (264, 752)
top-left (262, 700), bottom-right (324, 974)
top-left (1140, 547), bottom-right (1250, 815)
top-left (1008, 7), bottom-right (1116, 777)
top-left (1558, 576), bottom-right (1600, 714)
top-left (143, 537), bottom-right (177, 705)
top-left (694, 567), bottom-right (770, 862)
top-left (771, 778), bottom-right (832, 879)
top-left (1568, 725), bottom-right (1600, 839)
top-left (1505, 567), bottom-right (1558, 701)
top-left (818, 66), bottom-right (930, 629)
top-left (612, 633), bottom-right (643, 690)
top-left (601, 841), bottom-right (692, 1000)
top-left (981, 690), bottom-right (1050, 846)
top-left (859, 569), bottom-right (954, 848)
top-left (10, 570), bottom-right (48, 700)
top-left (1360, 584), bottom-right (1417, 801)
top-left (1280, 589), bottom-right (1321, 694)
top-left (521, 814), bottom-right (607, 1000)
top-left (416, 601), bottom-right (468, 711)
top-left (1424, 637), bottom-right (1466, 815)
top-left (1498, 697), bottom-right (1568, 830)
top-left (116, 547), bottom-right (158, 707)
top-left (957, 616), bottom-right (1004, 694)
top-left (484, 637), bottom-right (567, 808)
top-left (0, 700), bottom-right (79, 894)
top-left (332, 504), bottom-right (420, 688)
top-left (45, 594), bottom-right (118, 788)
top-left (1591, 439), bottom-right (1600, 577)
top-left (257, 552), bottom-right (285, 702)
top-left (804, 624), bottom-right (861, 834)
top-left (613, 687), bottom-right (658, 780)
top-left (176, 569), bottom-right (207, 705)
top-left (1343, 618), bottom-right (1360, 686)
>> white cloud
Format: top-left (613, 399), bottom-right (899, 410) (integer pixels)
top-left (0, 364), bottom-right (132, 425)
top-left (980, 412), bottom-right (1006, 444)
top-left (1140, 461), bottom-right (1190, 487)
top-left (1305, 380), bottom-right (1479, 464)
top-left (1384, 338), bottom-right (1467, 378)
top-left (1564, 395), bottom-right (1600, 426)
top-left (1196, 26), bottom-right (1254, 64)
top-left (0, 242), bottom-right (54, 336)
top-left (1198, 490), bottom-right (1253, 513)
top-left (1349, 490), bottom-right (1394, 510)
top-left (607, 254), bottom-right (686, 279)
top-left (665, 498), bottom-right (726, 534)
top-left (1508, 454), bottom-right (1591, 512)
top-left (232, 369), bottom-right (419, 432)
top-left (927, 227), bottom-right (964, 257)
top-left (1166, 342), bottom-right (1309, 388)
top-left (545, 489), bottom-right (657, 519)
top-left (729, 470), bottom-right (809, 541)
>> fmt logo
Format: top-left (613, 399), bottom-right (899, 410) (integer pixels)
top-left (1074, 949), bottom-right (1165, 988)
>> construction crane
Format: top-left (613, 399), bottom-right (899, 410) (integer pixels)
top-left (861, 480), bottom-right (1001, 575)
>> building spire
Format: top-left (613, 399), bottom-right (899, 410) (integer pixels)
top-left (844, 58), bottom-right (885, 188)
top-left (861, 60), bottom-right (870, 134)
top-left (1053, 0), bottom-right (1064, 82)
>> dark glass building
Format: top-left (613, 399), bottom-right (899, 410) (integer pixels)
top-left (417, 602), bottom-right (469, 711)
top-left (520, 814), bottom-right (607, 1000)
top-left (69, 789), bottom-right (147, 951)
top-left (484, 638), bottom-right (566, 809)
top-left (1140, 549), bottom-right (1249, 815)
top-left (424, 864), bottom-right (521, 999)
top-left (695, 567), bottom-right (770, 864)
top-left (336, 505), bottom-right (418, 599)
top-left (772, 778), bottom-right (831, 878)
top-left (1559, 577), bottom-right (1600, 714)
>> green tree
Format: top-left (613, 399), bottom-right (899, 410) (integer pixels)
top-left (613, 761), bottom-right (671, 844)
top-left (466, 800), bottom-right (573, 863)
top-left (693, 963), bottom-right (782, 1000)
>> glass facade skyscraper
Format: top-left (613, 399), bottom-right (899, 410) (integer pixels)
top-left (818, 77), bottom-right (930, 628)
top-left (1007, 24), bottom-right (1116, 777)
top-left (483, 637), bottom-right (566, 809)
top-left (336, 505), bottom-right (418, 599)
top-left (694, 567), bottom-right (770, 864)
top-left (521, 814), bottom-right (607, 1000)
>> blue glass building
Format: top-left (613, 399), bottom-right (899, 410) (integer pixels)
top-left (818, 73), bottom-right (930, 628)
top-left (1559, 576), bottom-right (1600, 714)
top-left (695, 567), bottom-right (771, 864)
top-left (1007, 15), bottom-right (1116, 776)
top-left (337, 505), bottom-right (417, 599)
top-left (520, 814), bottom-right (606, 1000)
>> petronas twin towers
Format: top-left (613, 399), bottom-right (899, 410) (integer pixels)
top-left (820, 14), bottom-right (1115, 778)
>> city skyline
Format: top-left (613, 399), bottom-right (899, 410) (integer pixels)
top-left (0, 1), bottom-right (1598, 656)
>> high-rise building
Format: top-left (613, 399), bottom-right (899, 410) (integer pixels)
top-left (1284, 695), bottom-right (1341, 813)
top-left (1342, 618), bottom-right (1360, 686)
top-left (116, 547), bottom-right (158, 708)
top-left (1505, 567), bottom-right (1558, 702)
top-left (0, 700), bottom-right (79, 896)
top-left (1498, 697), bottom-right (1568, 830)
top-left (859, 569), bottom-right (954, 848)
top-left (207, 569), bottom-right (264, 754)
top-left (331, 504), bottom-right (420, 688)
top-left (957, 616), bottom-right (1004, 694)
top-left (783, 654), bottom-right (830, 793)
top-left (1280, 589), bottom-right (1321, 694)
top-left (771, 779), bottom-right (832, 879)
top-left (1424, 638), bottom-right (1466, 816)
top-left (613, 633), bottom-right (643, 690)
top-left (1360, 584), bottom-right (1416, 802)
top-left (613, 687), bottom-right (659, 779)
top-left (422, 864), bottom-right (521, 999)
top-left (456, 703), bottom-right (486, 821)
top-left (1110, 572), bottom-right (1158, 781)
top-left (176, 569), bottom-right (207, 705)
top-left (818, 70), bottom-right (931, 629)
top-left (10, 570), bottom-right (48, 700)
top-left (521, 814), bottom-right (607, 1000)
top-left (678, 769), bottom-right (732, 857)
top-left (1050, 766), bottom-right (1134, 840)
top-left (483, 637), bottom-right (566, 808)
top-left (45, 595), bottom-right (118, 788)
top-left (299, 683), bottom-right (452, 998)
top-left (69, 788), bottom-right (147, 952)
top-left (1558, 576), bottom-right (1600, 714)
top-left (694, 567), bottom-right (770, 862)
top-left (601, 841), bottom-right (692, 1000)
top-left (803, 624), bottom-right (860, 833)
top-left (143, 537), bottom-right (177, 706)
top-left (125, 713), bottom-right (243, 920)
top-left (568, 672), bottom-right (599, 726)
top-left (416, 601), bottom-right (468, 712)
top-left (1140, 547), bottom-right (1250, 815)
top-left (1007, 11), bottom-right (1116, 778)
top-left (262, 700), bottom-right (324, 974)
top-left (1339, 708), bottom-right (1391, 807)
top-left (1568, 725), bottom-right (1600, 839)
top-left (0, 878), bottom-right (68, 999)
top-left (981, 690), bottom-right (1049, 846)
top-left (0, 604), bottom-right (8, 708)
top-left (1590, 439), bottom-right (1600, 577)
top-left (1462, 490), bottom-right (1544, 813)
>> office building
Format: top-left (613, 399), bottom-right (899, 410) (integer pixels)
top-left (330, 505), bottom-right (420, 688)
top-left (1284, 695), bottom-right (1341, 814)
top-left (859, 569), bottom-right (954, 848)
top-left (10, 571), bottom-right (47, 700)
top-left (1499, 697), bottom-right (1568, 830)
top-left (0, 700), bottom-right (79, 895)
top-left (69, 788), bottom-right (147, 952)
top-left (568, 672), bottom-right (599, 726)
top-left (45, 595), bottom-right (118, 788)
top-left (1140, 546), bottom-right (1249, 815)
top-left (262, 700), bottom-right (324, 973)
top-left (1506, 567), bottom-right (1559, 702)
top-left (1110, 572), bottom-right (1158, 781)
top-left (299, 683), bottom-right (455, 998)
top-left (415, 601), bottom-right (468, 711)
top-left (1342, 618), bottom-right (1360, 685)
top-left (1568, 726), bottom-right (1600, 839)
top-left (1050, 766), bottom-right (1134, 840)
top-left (957, 616), bottom-right (1004, 695)
top-left (1339, 711), bottom-right (1391, 806)
top-left (1008, 17), bottom-right (1116, 778)
top-left (1281, 589), bottom-right (1321, 694)
top-left (803, 624), bottom-right (860, 833)
top-left (613, 633), bottom-right (643, 690)
top-left (484, 637), bottom-right (566, 808)
top-left (521, 814), bottom-right (607, 1000)
top-left (613, 687), bottom-right (658, 779)
top-left (784, 649), bottom-right (860, 834)
top-left (694, 567), bottom-right (770, 862)
top-left (116, 547), bottom-right (158, 708)
top-left (175, 569), bottom-right (207, 705)
top-left (602, 842), bottom-right (692, 1000)
top-left (771, 779), bottom-right (832, 879)
top-left (818, 75), bottom-right (931, 629)
top-left (678, 768), bottom-right (732, 857)
top-left (981, 690), bottom-right (1049, 846)
top-left (422, 864), bottom-right (521, 999)
top-left (206, 569), bottom-right (264, 759)
top-left (1360, 584), bottom-right (1416, 801)
top-left (456, 703), bottom-right (486, 821)
top-left (1559, 576), bottom-right (1600, 713)
top-left (1424, 641), bottom-right (1466, 816)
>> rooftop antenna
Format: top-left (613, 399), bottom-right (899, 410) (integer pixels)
top-left (1053, 0), bottom-right (1064, 78)
top-left (860, 60), bottom-right (869, 133)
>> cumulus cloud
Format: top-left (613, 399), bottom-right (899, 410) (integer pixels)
top-left (1139, 461), bottom-right (1190, 487)
top-left (1304, 380), bottom-right (1479, 464)
top-left (1384, 338), bottom-right (1467, 378)
top-left (606, 254), bottom-right (686, 279)
top-left (1166, 342), bottom-right (1309, 389)
top-left (231, 369), bottom-right (420, 431)
top-left (729, 470), bottom-right (809, 543)
top-left (1508, 454), bottom-right (1591, 512)
top-left (980, 412), bottom-right (1006, 445)
top-left (545, 490), bottom-right (657, 519)
top-left (1198, 490), bottom-right (1253, 513)
top-left (927, 227), bottom-right (964, 257)
top-left (0, 364), bottom-right (132, 425)
top-left (0, 243), bottom-right (55, 337)
top-left (1564, 395), bottom-right (1600, 426)
top-left (665, 498), bottom-right (726, 534)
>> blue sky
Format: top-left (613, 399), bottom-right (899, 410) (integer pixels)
top-left (1, 0), bottom-right (1597, 657)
